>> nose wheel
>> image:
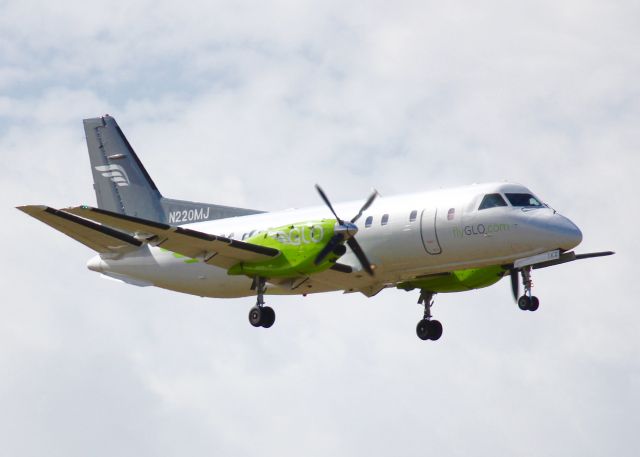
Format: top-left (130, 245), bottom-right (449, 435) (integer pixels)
top-left (517, 267), bottom-right (540, 312)
top-left (248, 277), bottom-right (276, 328)
top-left (518, 295), bottom-right (539, 311)
top-left (416, 291), bottom-right (443, 341)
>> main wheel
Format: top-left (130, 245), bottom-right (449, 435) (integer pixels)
top-left (416, 319), bottom-right (431, 340)
top-left (261, 306), bottom-right (276, 328)
top-left (528, 296), bottom-right (539, 312)
top-left (518, 295), bottom-right (531, 311)
top-left (248, 306), bottom-right (263, 327)
top-left (428, 320), bottom-right (443, 341)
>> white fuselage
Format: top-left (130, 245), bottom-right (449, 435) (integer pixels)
top-left (88, 182), bottom-right (583, 298)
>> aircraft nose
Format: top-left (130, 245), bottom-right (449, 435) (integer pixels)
top-left (553, 214), bottom-right (583, 250)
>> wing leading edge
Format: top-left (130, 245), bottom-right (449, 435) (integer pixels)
top-left (17, 205), bottom-right (142, 254)
top-left (64, 205), bottom-right (280, 269)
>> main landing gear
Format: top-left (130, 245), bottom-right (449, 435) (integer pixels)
top-left (517, 266), bottom-right (540, 312)
top-left (416, 291), bottom-right (443, 341)
top-left (248, 277), bottom-right (276, 328)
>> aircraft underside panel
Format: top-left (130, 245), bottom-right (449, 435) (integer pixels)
top-left (420, 208), bottom-right (442, 255)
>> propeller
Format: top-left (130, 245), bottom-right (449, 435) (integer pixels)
top-left (510, 268), bottom-right (520, 302)
top-left (346, 237), bottom-right (374, 276)
top-left (315, 185), bottom-right (345, 225)
top-left (314, 184), bottom-right (378, 276)
top-left (350, 191), bottom-right (378, 223)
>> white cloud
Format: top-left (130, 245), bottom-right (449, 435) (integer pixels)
top-left (1, 0), bottom-right (638, 455)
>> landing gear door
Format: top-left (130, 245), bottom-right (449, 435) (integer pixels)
top-left (420, 208), bottom-right (442, 255)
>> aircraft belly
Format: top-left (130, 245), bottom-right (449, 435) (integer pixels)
top-left (98, 247), bottom-right (254, 298)
top-left (151, 264), bottom-right (254, 298)
top-left (96, 246), bottom-right (348, 299)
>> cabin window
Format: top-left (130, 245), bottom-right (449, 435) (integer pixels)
top-left (505, 193), bottom-right (544, 208)
top-left (478, 193), bottom-right (508, 210)
top-left (242, 233), bottom-right (248, 240)
top-left (409, 210), bottom-right (418, 222)
top-left (365, 216), bottom-right (373, 228)
top-left (381, 214), bottom-right (389, 226)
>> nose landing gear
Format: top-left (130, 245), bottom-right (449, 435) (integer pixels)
top-left (416, 291), bottom-right (443, 341)
top-left (248, 277), bottom-right (276, 328)
top-left (517, 267), bottom-right (540, 312)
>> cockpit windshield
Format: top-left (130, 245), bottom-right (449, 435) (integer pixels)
top-left (478, 193), bottom-right (508, 210)
top-left (505, 193), bottom-right (544, 208)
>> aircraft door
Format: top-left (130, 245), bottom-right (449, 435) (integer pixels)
top-left (420, 208), bottom-right (442, 255)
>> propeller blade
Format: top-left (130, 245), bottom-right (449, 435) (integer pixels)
top-left (315, 184), bottom-right (344, 224)
top-left (347, 238), bottom-right (374, 276)
top-left (314, 233), bottom-right (344, 265)
top-left (351, 189), bottom-right (379, 223)
top-left (510, 269), bottom-right (519, 302)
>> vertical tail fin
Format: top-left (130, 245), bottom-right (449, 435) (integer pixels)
top-left (84, 115), bottom-right (263, 224)
top-left (84, 115), bottom-right (165, 221)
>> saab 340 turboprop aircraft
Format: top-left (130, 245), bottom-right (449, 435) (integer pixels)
top-left (19, 115), bottom-right (614, 341)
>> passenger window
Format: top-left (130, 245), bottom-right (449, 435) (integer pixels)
top-left (478, 193), bottom-right (507, 210)
top-left (365, 216), bottom-right (373, 228)
top-left (505, 193), bottom-right (544, 208)
top-left (381, 214), bottom-right (389, 226)
top-left (409, 210), bottom-right (417, 222)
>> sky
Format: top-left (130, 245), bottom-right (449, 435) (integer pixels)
top-left (1, 0), bottom-right (638, 456)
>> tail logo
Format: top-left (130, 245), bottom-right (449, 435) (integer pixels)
top-left (95, 164), bottom-right (130, 187)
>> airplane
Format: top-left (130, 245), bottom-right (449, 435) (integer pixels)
top-left (18, 115), bottom-right (614, 341)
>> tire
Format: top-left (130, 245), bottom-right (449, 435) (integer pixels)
top-left (248, 306), bottom-right (263, 327)
top-left (529, 296), bottom-right (539, 312)
top-left (518, 295), bottom-right (531, 311)
top-left (416, 319), bottom-right (431, 340)
top-left (261, 306), bottom-right (276, 328)
top-left (428, 320), bottom-right (443, 341)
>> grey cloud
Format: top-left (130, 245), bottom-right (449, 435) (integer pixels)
top-left (1, 0), bottom-right (638, 456)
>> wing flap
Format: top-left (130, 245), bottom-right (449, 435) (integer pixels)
top-left (64, 206), bottom-right (279, 267)
top-left (18, 205), bottom-right (142, 254)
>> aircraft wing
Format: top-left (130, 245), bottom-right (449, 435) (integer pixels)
top-left (17, 205), bottom-right (142, 254)
top-left (65, 206), bottom-right (279, 269)
top-left (531, 250), bottom-right (615, 269)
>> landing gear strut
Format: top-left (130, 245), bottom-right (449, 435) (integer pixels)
top-left (517, 267), bottom-right (540, 312)
top-left (416, 291), bottom-right (443, 341)
top-left (248, 277), bottom-right (276, 328)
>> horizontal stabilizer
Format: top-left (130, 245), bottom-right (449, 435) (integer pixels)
top-left (17, 205), bottom-right (142, 254)
top-left (65, 205), bottom-right (279, 269)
